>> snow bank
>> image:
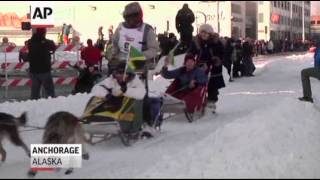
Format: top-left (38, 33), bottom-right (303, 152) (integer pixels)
top-left (139, 98), bottom-right (320, 178)
top-left (285, 53), bottom-right (314, 61)
top-left (0, 93), bottom-right (91, 126)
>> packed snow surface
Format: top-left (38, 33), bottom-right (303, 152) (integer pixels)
top-left (0, 53), bottom-right (319, 178)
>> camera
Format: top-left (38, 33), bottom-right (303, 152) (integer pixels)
top-left (21, 22), bottom-right (31, 31)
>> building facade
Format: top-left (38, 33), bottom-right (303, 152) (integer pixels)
top-left (257, 1), bottom-right (311, 41)
top-left (311, 16), bottom-right (320, 39)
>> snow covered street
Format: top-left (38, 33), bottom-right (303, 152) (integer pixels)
top-left (0, 52), bottom-right (319, 178)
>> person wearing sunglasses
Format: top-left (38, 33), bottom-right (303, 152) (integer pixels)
top-left (110, 2), bottom-right (158, 74)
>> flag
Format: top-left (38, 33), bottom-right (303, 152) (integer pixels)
top-left (167, 41), bottom-right (180, 66)
top-left (126, 46), bottom-right (146, 72)
top-left (81, 96), bottom-right (142, 123)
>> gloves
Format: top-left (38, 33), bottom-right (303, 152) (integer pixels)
top-left (105, 92), bottom-right (113, 100)
top-left (105, 88), bottom-right (113, 99)
top-left (188, 80), bottom-right (196, 89)
top-left (120, 82), bottom-right (127, 93)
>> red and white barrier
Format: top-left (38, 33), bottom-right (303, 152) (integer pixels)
top-left (1, 44), bottom-right (83, 98)
top-left (1, 45), bottom-right (23, 53)
top-left (0, 77), bottom-right (77, 87)
top-left (55, 44), bottom-right (84, 52)
top-left (1, 61), bottom-right (85, 72)
top-left (0, 44), bottom-right (83, 53)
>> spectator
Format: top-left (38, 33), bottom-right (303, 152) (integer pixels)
top-left (298, 41), bottom-right (320, 103)
top-left (81, 39), bottom-right (102, 67)
top-left (188, 24), bottom-right (225, 113)
top-left (1, 36), bottom-right (9, 46)
top-left (27, 28), bottom-right (56, 100)
top-left (107, 25), bottom-right (114, 47)
top-left (19, 40), bottom-right (28, 63)
top-left (0, 36), bottom-right (15, 50)
top-left (63, 24), bottom-right (72, 45)
top-left (158, 33), bottom-right (170, 57)
top-left (95, 26), bottom-right (106, 52)
top-left (232, 39), bottom-right (243, 78)
top-left (58, 23), bottom-right (66, 44)
top-left (57, 32), bottom-right (63, 45)
top-left (267, 39), bottom-right (274, 54)
top-left (242, 38), bottom-right (255, 76)
top-left (223, 37), bottom-right (234, 82)
top-left (175, 4), bottom-right (195, 47)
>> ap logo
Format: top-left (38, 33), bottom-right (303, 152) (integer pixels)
top-left (30, 2), bottom-right (54, 28)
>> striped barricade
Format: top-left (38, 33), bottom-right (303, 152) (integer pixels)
top-left (0, 44), bottom-right (83, 53)
top-left (0, 77), bottom-right (78, 87)
top-left (0, 61), bottom-right (85, 72)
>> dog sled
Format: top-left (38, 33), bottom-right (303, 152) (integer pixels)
top-left (80, 95), bottom-right (145, 146)
top-left (80, 92), bottom-right (188, 146)
top-left (80, 50), bottom-right (208, 146)
top-left (80, 81), bottom-right (207, 146)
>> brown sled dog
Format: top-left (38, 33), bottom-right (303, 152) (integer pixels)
top-left (0, 112), bottom-right (30, 162)
top-left (28, 111), bottom-right (90, 177)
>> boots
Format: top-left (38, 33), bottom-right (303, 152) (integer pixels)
top-left (298, 97), bottom-right (314, 103)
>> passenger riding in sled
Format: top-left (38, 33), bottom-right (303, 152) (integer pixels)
top-left (161, 54), bottom-right (208, 122)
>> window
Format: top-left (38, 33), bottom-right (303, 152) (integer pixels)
top-left (274, 1), bottom-right (277, 7)
top-left (258, 13), bottom-right (264, 23)
top-left (285, 2), bottom-right (287, 10)
top-left (231, 4), bottom-right (241, 14)
top-left (317, 21), bottom-right (320, 25)
top-left (281, 1), bottom-right (284, 9)
top-left (288, 18), bottom-right (291, 25)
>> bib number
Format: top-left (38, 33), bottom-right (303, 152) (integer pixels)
top-left (124, 42), bottom-right (130, 52)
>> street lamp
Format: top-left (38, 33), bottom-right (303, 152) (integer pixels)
top-left (231, 16), bottom-right (234, 38)
top-left (302, 1), bottom-right (305, 42)
top-left (217, 1), bottom-right (220, 34)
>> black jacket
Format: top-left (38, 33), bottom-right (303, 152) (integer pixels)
top-left (188, 36), bottom-right (225, 89)
top-left (223, 39), bottom-right (234, 65)
top-left (175, 6), bottom-right (195, 32)
top-left (242, 42), bottom-right (253, 59)
top-left (27, 35), bottom-right (56, 74)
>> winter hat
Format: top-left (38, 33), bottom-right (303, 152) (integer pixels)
top-left (184, 54), bottom-right (196, 64)
top-left (123, 2), bottom-right (143, 20)
top-left (169, 33), bottom-right (176, 39)
top-left (36, 28), bottom-right (47, 37)
top-left (115, 62), bottom-right (126, 74)
top-left (115, 62), bottom-right (134, 74)
top-left (199, 24), bottom-right (214, 34)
